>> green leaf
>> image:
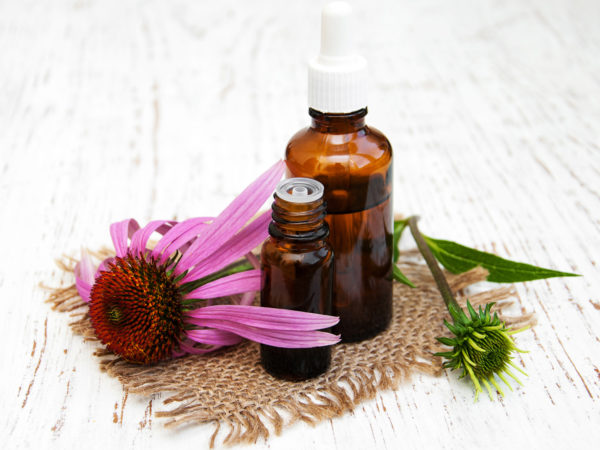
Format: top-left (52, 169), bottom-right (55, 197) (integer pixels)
top-left (435, 350), bottom-right (458, 358)
top-left (393, 219), bottom-right (408, 263)
top-left (445, 320), bottom-right (460, 336)
top-left (392, 218), bottom-right (416, 287)
top-left (466, 301), bottom-right (478, 320)
top-left (423, 235), bottom-right (579, 283)
top-left (436, 336), bottom-right (457, 346)
top-left (393, 264), bottom-right (415, 288)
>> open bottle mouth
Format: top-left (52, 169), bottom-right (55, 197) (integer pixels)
top-left (275, 178), bottom-right (324, 204)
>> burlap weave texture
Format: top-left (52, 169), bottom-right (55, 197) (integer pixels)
top-left (46, 250), bottom-right (534, 447)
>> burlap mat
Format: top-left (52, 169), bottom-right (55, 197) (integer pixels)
top-left (45, 249), bottom-right (535, 447)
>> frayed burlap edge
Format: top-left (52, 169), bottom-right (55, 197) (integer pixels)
top-left (43, 249), bottom-right (536, 447)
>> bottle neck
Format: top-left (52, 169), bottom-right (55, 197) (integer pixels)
top-left (309, 108), bottom-right (367, 133)
top-left (269, 195), bottom-right (328, 242)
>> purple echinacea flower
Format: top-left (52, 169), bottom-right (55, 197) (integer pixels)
top-left (74, 161), bottom-right (340, 364)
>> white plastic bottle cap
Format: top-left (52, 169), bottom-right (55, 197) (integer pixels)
top-left (308, 1), bottom-right (367, 114)
top-left (276, 178), bottom-right (324, 204)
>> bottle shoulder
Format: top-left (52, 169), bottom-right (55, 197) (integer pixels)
top-left (285, 122), bottom-right (393, 213)
top-left (286, 124), bottom-right (392, 174)
top-left (287, 124), bottom-right (392, 150)
top-left (261, 237), bottom-right (333, 263)
top-left (365, 125), bottom-right (392, 150)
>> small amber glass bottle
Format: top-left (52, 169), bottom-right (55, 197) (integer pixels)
top-left (260, 178), bottom-right (334, 380)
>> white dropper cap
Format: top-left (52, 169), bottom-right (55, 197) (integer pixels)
top-left (308, 1), bottom-right (367, 114)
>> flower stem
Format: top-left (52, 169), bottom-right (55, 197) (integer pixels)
top-left (179, 259), bottom-right (254, 296)
top-left (407, 216), bottom-right (463, 321)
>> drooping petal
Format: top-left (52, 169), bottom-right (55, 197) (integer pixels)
top-left (246, 251), bottom-right (260, 269)
top-left (177, 340), bottom-right (219, 355)
top-left (130, 220), bottom-right (177, 256)
top-left (95, 256), bottom-right (115, 277)
top-left (181, 211), bottom-right (271, 283)
top-left (238, 291), bottom-right (255, 306)
top-left (74, 248), bottom-right (96, 302)
top-left (186, 329), bottom-right (243, 346)
top-left (150, 217), bottom-right (213, 263)
top-left (238, 252), bottom-right (260, 306)
top-left (184, 270), bottom-right (261, 300)
top-left (185, 317), bottom-right (340, 348)
top-left (109, 219), bottom-right (140, 257)
top-left (185, 305), bottom-right (339, 331)
top-left (176, 160), bottom-right (284, 274)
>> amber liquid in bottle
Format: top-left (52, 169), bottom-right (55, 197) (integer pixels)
top-left (260, 178), bottom-right (334, 380)
top-left (285, 108), bottom-right (393, 342)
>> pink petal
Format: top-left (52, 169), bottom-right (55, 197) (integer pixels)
top-left (181, 211), bottom-right (271, 283)
top-left (184, 270), bottom-right (261, 299)
top-left (150, 217), bottom-right (213, 263)
top-left (185, 305), bottom-right (339, 331)
top-left (186, 329), bottom-right (243, 346)
top-left (176, 340), bottom-right (219, 355)
top-left (110, 219), bottom-right (140, 257)
top-left (246, 252), bottom-right (260, 269)
top-left (95, 256), bottom-right (115, 277)
top-left (176, 160), bottom-right (284, 274)
top-left (239, 291), bottom-right (255, 306)
top-left (185, 319), bottom-right (340, 348)
top-left (74, 248), bottom-right (96, 303)
top-left (130, 220), bottom-right (177, 257)
top-left (75, 276), bottom-right (92, 303)
top-left (237, 253), bottom-right (259, 305)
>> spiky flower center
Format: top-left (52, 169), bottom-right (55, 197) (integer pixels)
top-left (89, 254), bottom-right (183, 364)
top-left (469, 330), bottom-right (511, 378)
top-left (436, 301), bottom-right (527, 400)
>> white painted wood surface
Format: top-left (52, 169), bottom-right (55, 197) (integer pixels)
top-left (2, 0), bottom-right (599, 448)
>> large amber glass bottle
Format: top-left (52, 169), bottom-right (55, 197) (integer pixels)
top-left (285, 108), bottom-right (393, 342)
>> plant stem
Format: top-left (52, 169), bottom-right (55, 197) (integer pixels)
top-left (179, 259), bottom-right (254, 295)
top-left (407, 216), bottom-right (463, 320)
